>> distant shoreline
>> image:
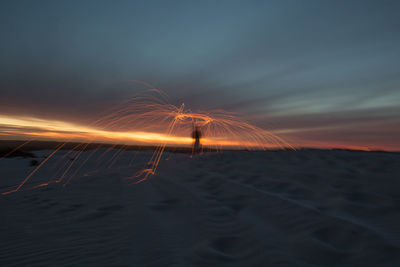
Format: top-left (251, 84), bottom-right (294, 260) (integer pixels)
top-left (0, 139), bottom-right (397, 158)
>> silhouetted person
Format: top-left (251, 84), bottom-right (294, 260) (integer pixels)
top-left (192, 125), bottom-right (202, 154)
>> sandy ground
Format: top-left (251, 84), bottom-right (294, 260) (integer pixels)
top-left (1, 149), bottom-right (400, 266)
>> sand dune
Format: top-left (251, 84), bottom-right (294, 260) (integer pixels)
top-left (1, 149), bottom-right (400, 266)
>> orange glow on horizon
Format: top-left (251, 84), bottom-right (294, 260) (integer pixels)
top-left (0, 114), bottom-right (285, 148)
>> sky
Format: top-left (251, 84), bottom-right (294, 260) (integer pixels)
top-left (0, 0), bottom-right (399, 150)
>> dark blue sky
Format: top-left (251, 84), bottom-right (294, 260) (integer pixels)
top-left (1, 0), bottom-right (399, 149)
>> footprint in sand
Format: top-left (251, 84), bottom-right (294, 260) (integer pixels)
top-left (78, 204), bottom-right (123, 221)
top-left (148, 198), bottom-right (180, 211)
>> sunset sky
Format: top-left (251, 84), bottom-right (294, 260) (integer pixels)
top-left (0, 0), bottom-right (399, 151)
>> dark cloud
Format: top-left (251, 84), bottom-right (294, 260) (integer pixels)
top-left (0, 0), bottom-right (399, 150)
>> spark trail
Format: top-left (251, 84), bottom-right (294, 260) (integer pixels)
top-left (1, 89), bottom-right (293, 194)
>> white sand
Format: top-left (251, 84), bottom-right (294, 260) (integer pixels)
top-left (1, 149), bottom-right (400, 266)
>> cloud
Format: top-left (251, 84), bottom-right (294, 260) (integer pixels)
top-left (0, 0), bottom-right (399, 150)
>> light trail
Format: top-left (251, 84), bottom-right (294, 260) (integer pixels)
top-left (0, 114), bottom-right (193, 145)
